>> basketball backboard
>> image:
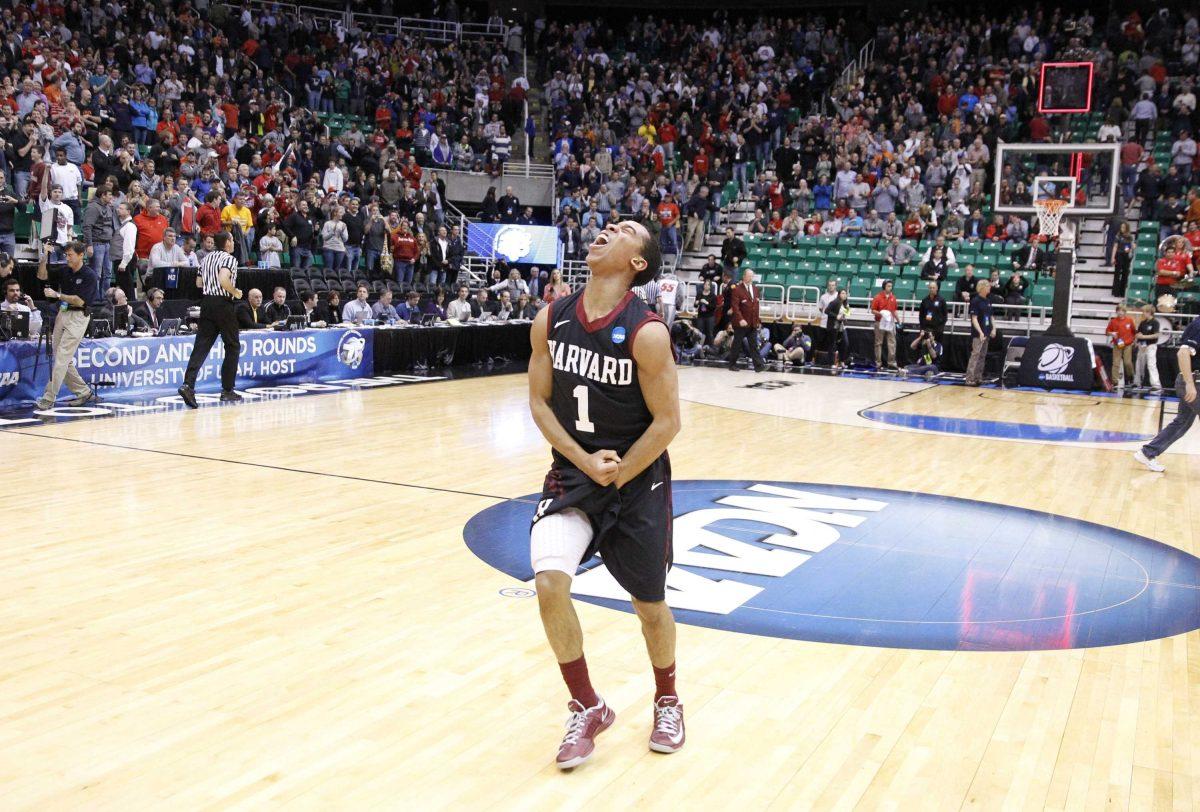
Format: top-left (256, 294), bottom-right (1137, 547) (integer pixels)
top-left (1038, 62), bottom-right (1094, 114)
top-left (992, 142), bottom-right (1120, 218)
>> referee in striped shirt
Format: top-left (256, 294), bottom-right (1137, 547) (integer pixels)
top-left (178, 232), bottom-right (243, 408)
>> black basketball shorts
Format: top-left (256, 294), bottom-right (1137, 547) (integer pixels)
top-left (531, 452), bottom-right (673, 602)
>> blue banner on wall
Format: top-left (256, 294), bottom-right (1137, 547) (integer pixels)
top-left (466, 223), bottom-right (562, 266)
top-left (0, 328), bottom-right (374, 407)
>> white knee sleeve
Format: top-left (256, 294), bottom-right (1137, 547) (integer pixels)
top-left (531, 508), bottom-right (593, 577)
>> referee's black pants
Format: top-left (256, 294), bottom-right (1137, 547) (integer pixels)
top-left (184, 295), bottom-right (240, 391)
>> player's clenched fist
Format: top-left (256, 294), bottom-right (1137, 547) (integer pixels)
top-left (582, 449), bottom-right (621, 486)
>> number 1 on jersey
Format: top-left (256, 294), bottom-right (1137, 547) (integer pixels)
top-left (573, 384), bottom-right (595, 433)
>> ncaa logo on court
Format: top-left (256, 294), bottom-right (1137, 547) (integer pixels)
top-left (337, 330), bottom-right (367, 369)
top-left (464, 480), bottom-right (1200, 652)
top-left (1037, 343), bottom-right (1075, 375)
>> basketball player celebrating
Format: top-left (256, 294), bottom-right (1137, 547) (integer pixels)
top-left (528, 219), bottom-right (682, 769)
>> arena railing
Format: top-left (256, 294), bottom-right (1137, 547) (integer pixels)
top-left (218, 1), bottom-right (507, 42)
top-left (218, 0), bottom-right (345, 29)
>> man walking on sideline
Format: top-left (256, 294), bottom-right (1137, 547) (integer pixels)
top-left (1134, 317), bottom-right (1200, 472)
top-left (528, 219), bottom-right (684, 769)
top-left (177, 232), bottom-right (242, 408)
top-left (726, 267), bottom-right (764, 372)
top-left (34, 240), bottom-right (98, 409)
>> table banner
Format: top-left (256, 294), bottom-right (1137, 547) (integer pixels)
top-left (0, 327), bottom-right (374, 406)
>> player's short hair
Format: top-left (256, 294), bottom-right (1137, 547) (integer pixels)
top-left (64, 240), bottom-right (87, 257)
top-left (631, 231), bottom-right (661, 288)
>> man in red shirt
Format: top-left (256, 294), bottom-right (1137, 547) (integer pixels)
top-left (197, 191), bottom-right (224, 236)
top-left (659, 121), bottom-right (678, 161)
top-left (1106, 303), bottom-right (1137, 387)
top-left (1120, 141), bottom-right (1144, 200)
top-left (1155, 245), bottom-right (1192, 301)
top-left (726, 267), bottom-right (764, 372)
top-left (657, 193), bottom-right (681, 255)
top-left (133, 198), bottom-right (169, 260)
top-left (870, 279), bottom-right (899, 369)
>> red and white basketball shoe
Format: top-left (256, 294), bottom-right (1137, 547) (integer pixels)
top-left (649, 696), bottom-right (685, 753)
top-left (555, 698), bottom-right (615, 769)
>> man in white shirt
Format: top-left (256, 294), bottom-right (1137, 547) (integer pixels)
top-left (656, 271), bottom-right (685, 326)
top-left (149, 228), bottom-right (187, 270)
top-left (48, 147), bottom-right (83, 220)
top-left (921, 236), bottom-right (958, 268)
top-left (1131, 94), bottom-right (1158, 143)
top-left (341, 284), bottom-right (373, 324)
top-left (2, 276), bottom-right (42, 335)
top-left (1172, 131), bottom-right (1197, 183)
top-left (40, 185), bottom-right (74, 261)
top-left (447, 284), bottom-right (473, 321)
top-left (115, 203), bottom-right (138, 290)
top-left (322, 159), bottom-right (344, 194)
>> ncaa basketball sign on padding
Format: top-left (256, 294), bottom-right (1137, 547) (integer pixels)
top-left (1018, 335), bottom-right (1096, 390)
top-left (1038, 343), bottom-right (1074, 375)
top-left (465, 480), bottom-right (1200, 652)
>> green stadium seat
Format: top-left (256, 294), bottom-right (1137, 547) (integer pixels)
top-left (849, 279), bottom-right (873, 299)
top-left (891, 278), bottom-right (917, 299)
top-left (797, 260), bottom-right (817, 273)
top-left (1031, 285), bottom-right (1055, 307)
top-left (816, 236), bottom-right (837, 248)
top-left (766, 272), bottom-right (787, 287)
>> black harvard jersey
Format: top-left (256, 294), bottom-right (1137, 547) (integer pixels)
top-left (546, 287), bottom-right (662, 459)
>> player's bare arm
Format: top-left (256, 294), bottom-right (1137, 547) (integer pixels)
top-left (528, 306), bottom-right (621, 486)
top-left (616, 320), bottom-right (680, 488)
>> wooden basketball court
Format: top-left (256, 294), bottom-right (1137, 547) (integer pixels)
top-left (3, 369), bottom-right (1198, 808)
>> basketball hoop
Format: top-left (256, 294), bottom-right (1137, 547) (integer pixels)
top-left (1034, 198), bottom-right (1069, 242)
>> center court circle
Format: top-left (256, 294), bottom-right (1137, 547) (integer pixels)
top-left (464, 480), bottom-right (1200, 652)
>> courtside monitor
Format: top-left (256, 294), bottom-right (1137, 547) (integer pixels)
top-left (1038, 62), bottom-right (1094, 114)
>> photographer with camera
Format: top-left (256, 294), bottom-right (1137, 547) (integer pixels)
top-left (34, 240), bottom-right (98, 409)
top-left (905, 329), bottom-right (943, 378)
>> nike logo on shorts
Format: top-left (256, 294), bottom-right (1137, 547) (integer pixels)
top-left (554, 319), bottom-right (571, 329)
top-left (651, 481), bottom-right (663, 490)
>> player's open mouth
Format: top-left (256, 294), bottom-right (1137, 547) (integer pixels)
top-left (592, 233), bottom-right (610, 248)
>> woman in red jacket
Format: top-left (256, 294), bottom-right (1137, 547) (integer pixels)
top-left (390, 222), bottom-right (419, 288)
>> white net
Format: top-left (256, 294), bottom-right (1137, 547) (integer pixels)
top-left (1034, 199), bottom-right (1069, 242)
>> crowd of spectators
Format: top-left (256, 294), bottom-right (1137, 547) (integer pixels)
top-left (0, 0), bottom-right (535, 311)
top-left (531, 7), bottom-right (1200, 296)
top-left (0, 0), bottom-right (1198, 361)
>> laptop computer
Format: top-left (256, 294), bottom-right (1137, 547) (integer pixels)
top-left (0, 309), bottom-right (29, 340)
top-left (157, 318), bottom-right (182, 337)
